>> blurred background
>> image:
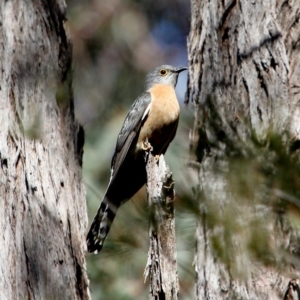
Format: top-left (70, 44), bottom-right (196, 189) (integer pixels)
top-left (63, 1), bottom-right (300, 298)
top-left (65, 0), bottom-right (195, 299)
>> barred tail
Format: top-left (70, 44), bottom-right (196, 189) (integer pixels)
top-left (86, 196), bottom-right (119, 254)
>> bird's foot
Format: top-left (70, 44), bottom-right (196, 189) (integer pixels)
top-left (154, 154), bottom-right (160, 162)
top-left (142, 138), bottom-right (153, 152)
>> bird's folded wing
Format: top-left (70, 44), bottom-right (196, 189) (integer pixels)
top-left (110, 92), bottom-right (152, 175)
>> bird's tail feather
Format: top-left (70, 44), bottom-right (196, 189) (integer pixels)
top-left (86, 196), bottom-right (119, 254)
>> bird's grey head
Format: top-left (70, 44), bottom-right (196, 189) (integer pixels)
top-left (145, 65), bottom-right (187, 90)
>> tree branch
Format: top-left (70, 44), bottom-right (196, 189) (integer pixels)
top-left (144, 153), bottom-right (179, 300)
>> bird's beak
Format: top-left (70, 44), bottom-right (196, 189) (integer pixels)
top-left (175, 67), bottom-right (188, 73)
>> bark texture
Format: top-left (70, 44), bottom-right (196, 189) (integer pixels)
top-left (186, 0), bottom-right (300, 299)
top-left (144, 154), bottom-right (179, 300)
top-left (0, 1), bottom-right (89, 299)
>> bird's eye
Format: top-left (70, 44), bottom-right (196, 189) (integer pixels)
top-left (159, 69), bottom-right (168, 76)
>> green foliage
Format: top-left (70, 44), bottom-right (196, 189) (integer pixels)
top-left (24, 113), bottom-right (43, 140)
top-left (194, 122), bottom-right (300, 278)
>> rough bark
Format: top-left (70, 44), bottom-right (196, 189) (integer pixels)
top-left (186, 0), bottom-right (300, 299)
top-left (0, 1), bottom-right (89, 299)
top-left (144, 154), bottom-right (179, 300)
top-left (283, 279), bottom-right (300, 300)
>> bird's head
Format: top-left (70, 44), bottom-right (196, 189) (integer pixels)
top-left (145, 65), bottom-right (187, 90)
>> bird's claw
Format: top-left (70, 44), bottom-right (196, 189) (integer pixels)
top-left (142, 138), bottom-right (153, 152)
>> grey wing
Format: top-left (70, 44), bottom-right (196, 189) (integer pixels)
top-left (111, 92), bottom-right (152, 173)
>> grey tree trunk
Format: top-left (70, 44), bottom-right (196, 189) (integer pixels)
top-left (0, 1), bottom-right (89, 299)
top-left (186, 0), bottom-right (300, 299)
top-left (144, 154), bottom-right (179, 300)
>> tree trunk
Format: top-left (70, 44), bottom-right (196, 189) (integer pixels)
top-left (0, 1), bottom-right (89, 299)
top-left (144, 154), bottom-right (179, 300)
top-left (186, 0), bottom-right (300, 299)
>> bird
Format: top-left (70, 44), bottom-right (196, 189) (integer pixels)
top-left (86, 65), bottom-right (187, 254)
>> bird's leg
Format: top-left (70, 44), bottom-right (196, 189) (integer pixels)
top-left (141, 138), bottom-right (153, 152)
top-left (141, 139), bottom-right (160, 162)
